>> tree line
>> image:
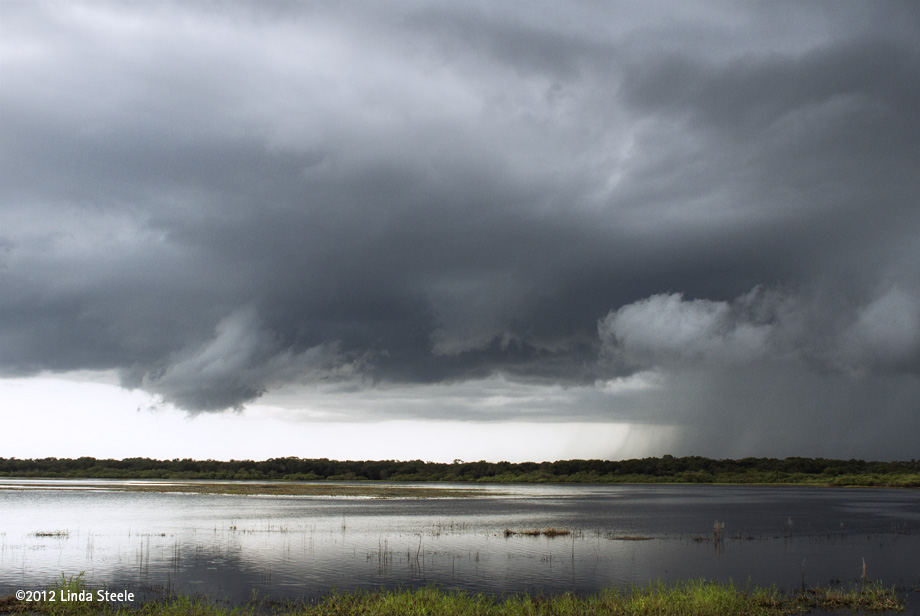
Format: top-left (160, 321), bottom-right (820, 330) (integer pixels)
top-left (1, 455), bottom-right (918, 486)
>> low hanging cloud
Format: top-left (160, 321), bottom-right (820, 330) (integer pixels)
top-left (841, 287), bottom-right (920, 374)
top-left (598, 289), bottom-right (777, 368)
top-left (125, 308), bottom-right (342, 412)
top-left (600, 286), bottom-right (920, 375)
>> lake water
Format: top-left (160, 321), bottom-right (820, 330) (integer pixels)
top-left (1, 480), bottom-right (918, 610)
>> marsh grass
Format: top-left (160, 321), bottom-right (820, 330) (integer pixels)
top-left (0, 481), bottom-right (493, 498)
top-left (800, 583), bottom-right (905, 612)
top-left (3, 576), bottom-right (905, 616)
top-left (503, 528), bottom-right (572, 537)
top-left (119, 483), bottom-right (491, 499)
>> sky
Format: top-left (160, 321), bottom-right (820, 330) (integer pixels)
top-left (2, 1), bottom-right (919, 463)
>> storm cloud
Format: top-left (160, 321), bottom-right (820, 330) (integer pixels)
top-left (2, 1), bottom-right (919, 457)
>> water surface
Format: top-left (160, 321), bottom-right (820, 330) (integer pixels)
top-left (1, 480), bottom-right (918, 607)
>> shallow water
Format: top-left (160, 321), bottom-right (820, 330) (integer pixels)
top-left (1, 480), bottom-right (918, 608)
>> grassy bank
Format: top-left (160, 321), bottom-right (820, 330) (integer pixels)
top-left (2, 576), bottom-right (906, 616)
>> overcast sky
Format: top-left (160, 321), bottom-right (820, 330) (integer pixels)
top-left (2, 1), bottom-right (919, 462)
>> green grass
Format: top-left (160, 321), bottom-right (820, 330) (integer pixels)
top-left (4, 575), bottom-right (905, 616)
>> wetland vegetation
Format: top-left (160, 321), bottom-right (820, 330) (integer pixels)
top-left (503, 528), bottom-right (572, 537)
top-left (1, 575), bottom-right (906, 616)
top-left (2, 455), bottom-right (919, 487)
top-left (112, 481), bottom-right (486, 498)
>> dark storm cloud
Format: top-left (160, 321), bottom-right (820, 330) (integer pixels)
top-left (2, 1), bottom-right (920, 454)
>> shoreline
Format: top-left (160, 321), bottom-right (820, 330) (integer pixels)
top-left (0, 479), bottom-right (496, 498)
top-left (1, 477), bottom-right (917, 497)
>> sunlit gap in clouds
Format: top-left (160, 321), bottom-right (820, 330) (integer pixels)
top-left (0, 372), bottom-right (671, 462)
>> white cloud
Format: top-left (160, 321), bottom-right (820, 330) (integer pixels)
top-left (841, 286), bottom-right (920, 372)
top-left (596, 370), bottom-right (664, 394)
top-left (599, 292), bottom-right (772, 368)
top-left (599, 284), bottom-right (920, 377)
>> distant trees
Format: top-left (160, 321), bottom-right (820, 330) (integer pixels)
top-left (1, 455), bottom-right (918, 487)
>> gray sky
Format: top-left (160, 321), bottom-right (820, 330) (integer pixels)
top-left (2, 1), bottom-right (919, 461)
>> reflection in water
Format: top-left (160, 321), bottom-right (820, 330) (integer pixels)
top-left (1, 481), bottom-right (918, 605)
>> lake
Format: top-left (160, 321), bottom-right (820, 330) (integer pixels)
top-left (1, 480), bottom-right (918, 609)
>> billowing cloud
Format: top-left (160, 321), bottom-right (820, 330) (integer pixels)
top-left (600, 284), bottom-right (920, 377)
top-left (2, 1), bottom-right (920, 458)
top-left (598, 290), bottom-right (776, 368)
top-left (841, 287), bottom-right (920, 373)
top-left (124, 307), bottom-right (341, 412)
top-left (598, 286), bottom-right (920, 459)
